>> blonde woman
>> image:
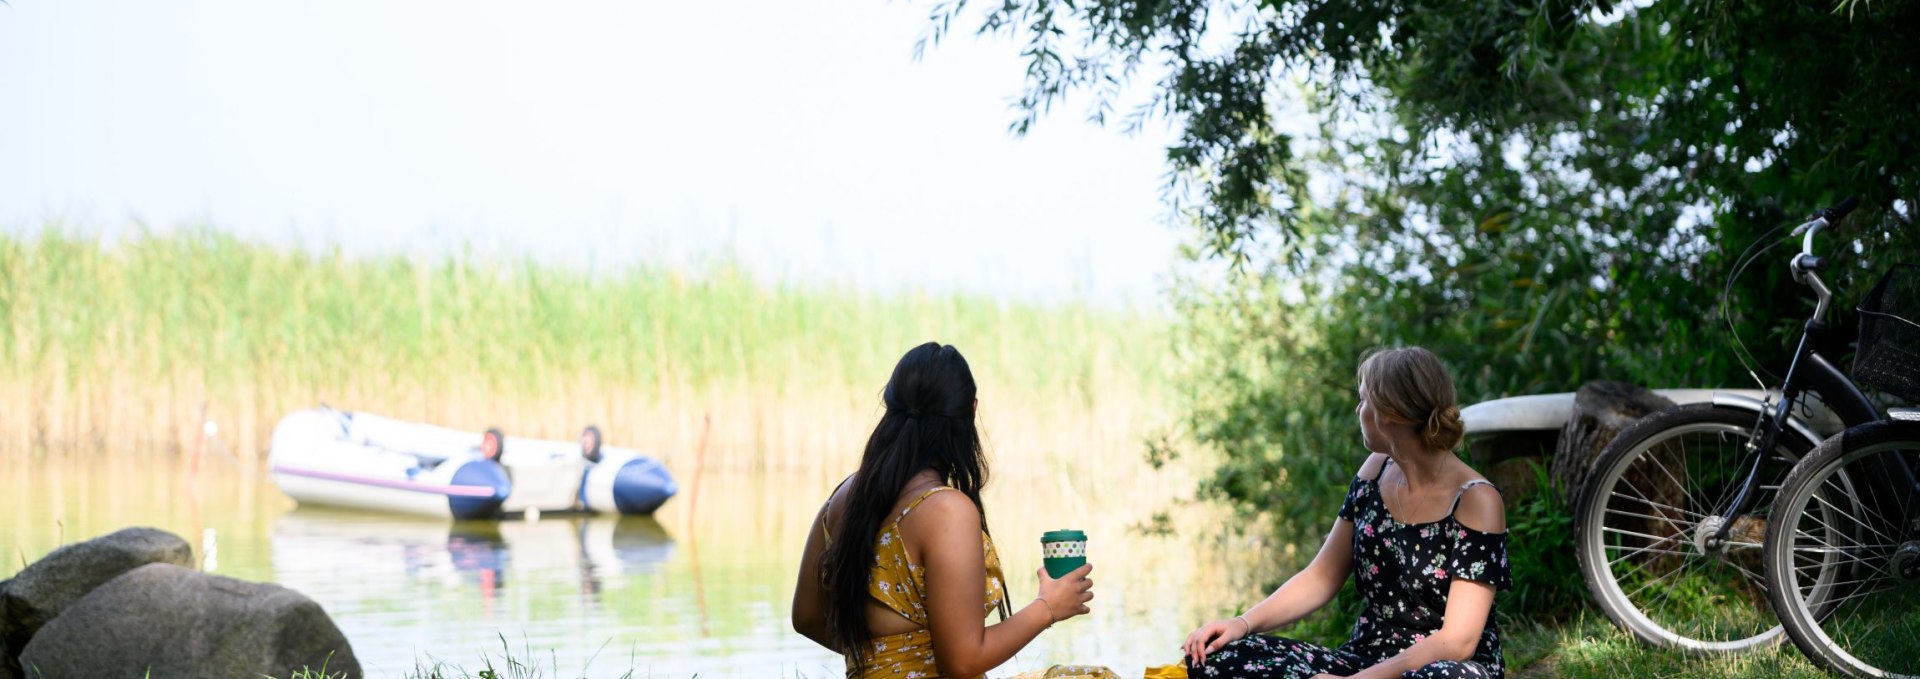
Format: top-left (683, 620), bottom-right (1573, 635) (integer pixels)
top-left (1181, 347), bottom-right (1510, 679)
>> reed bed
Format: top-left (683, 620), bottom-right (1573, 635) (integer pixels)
top-left (0, 228), bottom-right (1170, 473)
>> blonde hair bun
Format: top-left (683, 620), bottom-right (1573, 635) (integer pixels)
top-left (1422, 404), bottom-right (1465, 451)
top-left (1357, 346), bottom-right (1464, 452)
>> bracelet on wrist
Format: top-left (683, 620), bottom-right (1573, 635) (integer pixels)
top-left (1033, 597), bottom-right (1059, 626)
top-left (1233, 615), bottom-right (1253, 636)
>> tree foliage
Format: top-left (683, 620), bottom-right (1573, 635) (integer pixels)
top-left (927, 0), bottom-right (1918, 262)
top-left (923, 0), bottom-right (1920, 623)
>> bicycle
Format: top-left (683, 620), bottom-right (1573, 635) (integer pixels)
top-left (1572, 197), bottom-right (1899, 653)
top-left (1763, 261), bottom-right (1920, 678)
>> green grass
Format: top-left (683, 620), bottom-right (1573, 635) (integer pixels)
top-left (1, 229), bottom-right (1127, 390)
top-left (0, 227), bottom-right (1168, 463)
top-left (1505, 614), bottom-right (1831, 679)
top-left (277, 633), bottom-right (790, 679)
top-left (274, 621), bottom-right (1836, 679)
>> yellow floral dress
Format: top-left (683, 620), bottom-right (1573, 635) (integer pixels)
top-left (826, 486), bottom-right (1119, 679)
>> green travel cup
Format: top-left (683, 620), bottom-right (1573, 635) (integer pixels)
top-left (1041, 529), bottom-right (1088, 579)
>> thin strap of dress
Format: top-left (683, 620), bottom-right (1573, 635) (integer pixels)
top-left (819, 474), bottom-right (857, 542)
top-left (898, 486), bottom-right (952, 519)
top-left (1362, 455), bottom-right (1394, 480)
top-left (1447, 479), bottom-right (1499, 516)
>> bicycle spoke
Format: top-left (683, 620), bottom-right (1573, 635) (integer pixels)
top-left (1810, 580), bottom-right (1900, 611)
top-left (1724, 557), bottom-right (1765, 589)
top-left (1696, 432), bottom-right (1747, 515)
top-left (1605, 506), bottom-right (1701, 527)
top-left (1827, 466), bottom-right (1916, 541)
top-left (1854, 481), bottom-right (1919, 547)
top-left (1637, 557), bottom-right (1697, 622)
top-left (1614, 474), bottom-right (1707, 526)
top-left (1811, 571), bottom-right (1900, 591)
top-left (1810, 489), bottom-right (1904, 547)
top-left (1783, 546), bottom-right (1893, 587)
top-left (1786, 539), bottom-right (1904, 556)
top-left (1623, 557), bottom-right (1692, 602)
top-left (1612, 490), bottom-right (1709, 525)
top-left (1653, 435), bottom-right (1720, 513)
top-left (1603, 525), bottom-right (1687, 544)
top-left (1793, 503), bottom-right (1855, 544)
top-left (1575, 411), bottom-right (1832, 651)
top-left (1608, 543), bottom-right (1691, 566)
top-left (1785, 510), bottom-right (1898, 579)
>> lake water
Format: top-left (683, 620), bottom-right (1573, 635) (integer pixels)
top-left (0, 453), bottom-right (1271, 678)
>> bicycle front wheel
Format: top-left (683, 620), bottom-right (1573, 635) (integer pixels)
top-left (1574, 403), bottom-right (1817, 653)
top-left (1766, 419), bottom-right (1920, 678)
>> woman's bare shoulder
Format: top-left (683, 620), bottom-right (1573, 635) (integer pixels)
top-left (820, 473), bottom-right (856, 522)
top-left (1454, 483), bottom-right (1507, 533)
top-left (903, 486), bottom-right (980, 524)
top-left (1356, 453), bottom-right (1390, 480)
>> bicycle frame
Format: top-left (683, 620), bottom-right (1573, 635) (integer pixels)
top-left (1711, 347), bottom-right (1882, 546)
top-left (1707, 199), bottom-right (1909, 546)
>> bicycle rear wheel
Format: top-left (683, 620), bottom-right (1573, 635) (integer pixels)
top-left (1766, 419), bottom-right (1920, 678)
top-left (1574, 403), bottom-right (1818, 652)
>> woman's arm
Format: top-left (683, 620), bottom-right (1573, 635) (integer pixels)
top-left (1186, 453), bottom-right (1387, 665)
top-left (1342, 579), bottom-right (1495, 679)
top-left (918, 490), bottom-right (1092, 677)
top-left (1184, 517), bottom-right (1355, 664)
top-left (1346, 483), bottom-right (1507, 679)
top-left (1240, 519), bottom-right (1356, 632)
top-left (790, 496), bottom-right (841, 652)
top-left (1236, 454), bottom-right (1387, 632)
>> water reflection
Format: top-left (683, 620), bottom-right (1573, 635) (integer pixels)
top-left (269, 509), bottom-right (681, 674)
top-left (4, 457), bottom-right (1257, 677)
top-left (272, 509), bottom-right (674, 604)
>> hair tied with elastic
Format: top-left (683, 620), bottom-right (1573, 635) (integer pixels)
top-left (1423, 404), bottom-right (1465, 451)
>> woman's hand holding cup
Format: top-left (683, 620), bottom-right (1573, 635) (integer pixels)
top-left (1182, 616), bottom-right (1250, 666)
top-left (1035, 562), bottom-right (1093, 624)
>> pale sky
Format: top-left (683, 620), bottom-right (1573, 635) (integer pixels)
top-left (0, 0), bottom-right (1182, 305)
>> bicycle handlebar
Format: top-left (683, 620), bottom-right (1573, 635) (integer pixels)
top-left (1787, 197), bottom-right (1857, 323)
top-left (1819, 196), bottom-right (1860, 225)
top-left (1793, 196), bottom-right (1861, 255)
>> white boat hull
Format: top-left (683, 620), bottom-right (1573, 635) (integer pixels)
top-left (268, 409), bottom-right (512, 520)
top-left (267, 409), bottom-right (677, 518)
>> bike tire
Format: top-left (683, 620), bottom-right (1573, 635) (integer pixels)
top-left (1765, 419), bottom-right (1920, 678)
top-left (1573, 402), bottom-right (1818, 653)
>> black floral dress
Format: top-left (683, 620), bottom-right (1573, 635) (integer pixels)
top-left (1190, 460), bottom-right (1511, 679)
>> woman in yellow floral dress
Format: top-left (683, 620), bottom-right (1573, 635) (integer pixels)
top-left (791, 342), bottom-right (1117, 679)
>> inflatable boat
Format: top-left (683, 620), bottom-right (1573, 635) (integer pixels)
top-left (268, 409), bottom-right (678, 519)
top-left (495, 426), bottom-right (679, 516)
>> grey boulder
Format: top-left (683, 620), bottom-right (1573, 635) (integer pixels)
top-left (19, 563), bottom-right (360, 679)
top-left (0, 527), bottom-right (193, 660)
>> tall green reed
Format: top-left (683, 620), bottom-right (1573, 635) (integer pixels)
top-left (0, 227), bottom-right (1169, 472)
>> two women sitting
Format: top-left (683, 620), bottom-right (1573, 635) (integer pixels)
top-left (793, 343), bottom-right (1510, 679)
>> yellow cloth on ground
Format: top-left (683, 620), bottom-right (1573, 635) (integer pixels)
top-left (826, 485), bottom-right (1121, 679)
top-left (1009, 666), bottom-right (1123, 678)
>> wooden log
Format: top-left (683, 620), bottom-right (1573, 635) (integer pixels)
top-left (1551, 381), bottom-right (1677, 507)
top-left (1465, 429), bottom-right (1556, 504)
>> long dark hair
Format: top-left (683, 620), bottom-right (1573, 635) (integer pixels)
top-left (821, 342), bottom-right (1007, 672)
